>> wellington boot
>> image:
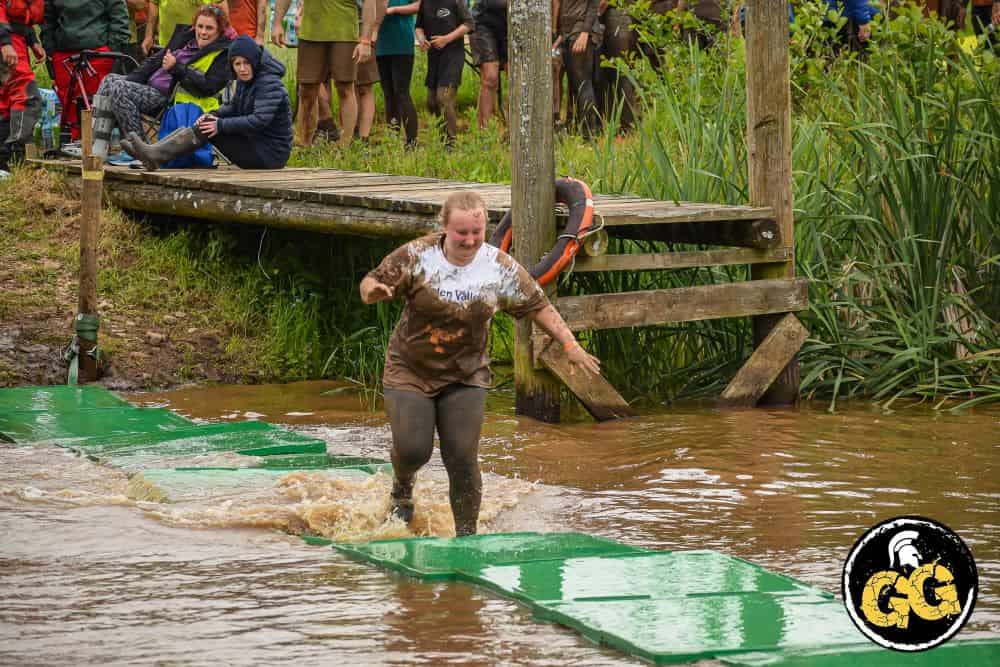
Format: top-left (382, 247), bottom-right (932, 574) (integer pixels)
top-left (121, 127), bottom-right (207, 171)
top-left (389, 478), bottom-right (415, 524)
top-left (91, 94), bottom-right (116, 159)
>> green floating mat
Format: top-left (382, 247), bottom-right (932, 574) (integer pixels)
top-left (721, 637), bottom-right (1000, 666)
top-left (331, 532), bottom-right (883, 664)
top-left (255, 453), bottom-right (392, 475)
top-left (534, 592), bottom-right (861, 664)
top-left (132, 466), bottom-right (373, 502)
top-left (333, 532), bottom-right (648, 581)
top-left (0, 406), bottom-right (192, 445)
top-left (469, 551), bottom-right (818, 605)
top-left (69, 421), bottom-right (326, 464)
top-left (0, 385), bottom-right (131, 414)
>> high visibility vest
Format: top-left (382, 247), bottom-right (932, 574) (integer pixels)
top-left (172, 49), bottom-right (226, 113)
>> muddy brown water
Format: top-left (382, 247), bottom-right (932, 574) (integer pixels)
top-left (1, 381), bottom-right (997, 665)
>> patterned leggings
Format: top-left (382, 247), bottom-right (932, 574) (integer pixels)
top-left (97, 74), bottom-right (167, 137)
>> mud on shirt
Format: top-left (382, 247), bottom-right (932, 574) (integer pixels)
top-left (367, 233), bottom-right (549, 396)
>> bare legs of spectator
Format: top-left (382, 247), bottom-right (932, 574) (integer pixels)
top-left (356, 82), bottom-right (375, 141)
top-left (477, 60), bottom-right (500, 130)
top-left (427, 85), bottom-right (458, 146)
top-left (334, 80), bottom-right (358, 147)
top-left (296, 81), bottom-right (320, 146)
top-left (316, 81), bottom-right (339, 142)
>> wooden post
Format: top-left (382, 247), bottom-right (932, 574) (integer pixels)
top-left (509, 0), bottom-right (560, 421)
top-left (77, 109), bottom-right (103, 382)
top-left (745, 0), bottom-right (799, 405)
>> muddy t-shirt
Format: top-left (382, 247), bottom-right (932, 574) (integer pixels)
top-left (368, 233), bottom-right (549, 396)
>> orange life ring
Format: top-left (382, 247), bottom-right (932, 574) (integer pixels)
top-left (488, 177), bottom-right (594, 285)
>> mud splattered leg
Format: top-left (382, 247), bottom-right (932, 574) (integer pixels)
top-left (436, 384), bottom-right (486, 536)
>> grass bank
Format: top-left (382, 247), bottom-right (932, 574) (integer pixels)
top-left (5, 3), bottom-right (998, 409)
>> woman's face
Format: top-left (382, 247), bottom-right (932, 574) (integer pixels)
top-left (194, 15), bottom-right (221, 48)
top-left (232, 56), bottom-right (253, 82)
top-left (443, 207), bottom-right (487, 265)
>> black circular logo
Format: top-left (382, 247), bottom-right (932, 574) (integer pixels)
top-left (842, 516), bottom-right (978, 651)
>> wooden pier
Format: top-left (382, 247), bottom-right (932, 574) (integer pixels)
top-left (36, 160), bottom-right (808, 419)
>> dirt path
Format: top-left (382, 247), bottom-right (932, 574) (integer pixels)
top-left (1, 167), bottom-right (254, 390)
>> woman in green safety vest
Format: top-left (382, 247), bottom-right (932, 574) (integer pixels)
top-left (89, 4), bottom-right (234, 160)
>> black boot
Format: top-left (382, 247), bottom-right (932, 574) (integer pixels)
top-left (120, 127), bottom-right (207, 171)
top-left (389, 478), bottom-right (414, 524)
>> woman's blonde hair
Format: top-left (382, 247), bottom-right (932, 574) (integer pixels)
top-left (439, 191), bottom-right (487, 228)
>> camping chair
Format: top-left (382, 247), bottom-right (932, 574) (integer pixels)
top-left (58, 50), bottom-right (139, 148)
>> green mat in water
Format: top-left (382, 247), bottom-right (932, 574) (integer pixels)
top-left (0, 385), bottom-right (132, 413)
top-left (0, 406), bottom-right (192, 444)
top-left (333, 532), bottom-right (647, 581)
top-left (68, 420), bottom-right (326, 461)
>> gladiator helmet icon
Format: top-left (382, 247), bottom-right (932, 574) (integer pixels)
top-left (888, 529), bottom-right (922, 570)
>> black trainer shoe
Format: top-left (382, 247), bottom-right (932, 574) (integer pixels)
top-left (390, 478), bottom-right (414, 524)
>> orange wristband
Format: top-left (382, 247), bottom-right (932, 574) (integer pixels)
top-left (359, 37), bottom-right (372, 45)
top-left (563, 339), bottom-right (580, 352)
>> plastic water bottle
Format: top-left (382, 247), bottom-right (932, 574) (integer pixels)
top-left (284, 0), bottom-right (299, 47)
top-left (37, 88), bottom-right (60, 151)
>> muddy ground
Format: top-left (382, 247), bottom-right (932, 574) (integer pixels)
top-left (1, 167), bottom-right (253, 390)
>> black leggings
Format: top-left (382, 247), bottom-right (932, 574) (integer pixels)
top-left (376, 55), bottom-right (418, 145)
top-left (210, 133), bottom-right (289, 170)
top-left (384, 384), bottom-right (487, 536)
top-left (561, 36), bottom-right (600, 137)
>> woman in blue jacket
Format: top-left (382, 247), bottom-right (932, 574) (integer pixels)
top-left (122, 36), bottom-right (293, 170)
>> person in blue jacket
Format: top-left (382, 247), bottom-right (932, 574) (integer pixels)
top-left (122, 35), bottom-right (292, 170)
top-left (825, 0), bottom-right (878, 51)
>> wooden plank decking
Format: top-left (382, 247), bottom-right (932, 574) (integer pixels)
top-left (35, 161), bottom-right (777, 242)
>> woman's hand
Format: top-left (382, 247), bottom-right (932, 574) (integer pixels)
top-left (572, 32), bottom-right (589, 54)
top-left (162, 49), bottom-right (177, 70)
top-left (30, 43), bottom-right (46, 63)
top-left (563, 340), bottom-right (601, 376)
top-left (196, 114), bottom-right (219, 137)
top-left (360, 276), bottom-right (394, 303)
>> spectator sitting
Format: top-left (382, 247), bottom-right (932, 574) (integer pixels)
top-left (122, 35), bottom-right (293, 170)
top-left (144, 0), bottom-right (231, 54)
top-left (91, 5), bottom-right (233, 161)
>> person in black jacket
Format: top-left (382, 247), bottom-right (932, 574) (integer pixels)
top-left (122, 36), bottom-right (292, 170)
top-left (91, 5), bottom-right (233, 159)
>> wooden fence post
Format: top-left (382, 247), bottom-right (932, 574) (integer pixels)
top-left (76, 110), bottom-right (103, 382)
top-left (509, 0), bottom-right (560, 421)
top-left (745, 0), bottom-right (799, 405)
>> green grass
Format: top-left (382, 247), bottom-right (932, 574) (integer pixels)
top-left (13, 3), bottom-right (998, 408)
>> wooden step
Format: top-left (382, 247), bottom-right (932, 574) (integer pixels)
top-left (573, 247), bottom-right (791, 272)
top-left (554, 278), bottom-right (808, 332)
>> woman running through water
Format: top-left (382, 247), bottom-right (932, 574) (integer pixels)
top-left (360, 191), bottom-right (601, 536)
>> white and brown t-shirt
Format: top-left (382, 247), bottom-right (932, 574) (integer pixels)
top-left (367, 233), bottom-right (549, 396)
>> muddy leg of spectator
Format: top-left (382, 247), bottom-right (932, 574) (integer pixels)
top-left (477, 61), bottom-right (499, 130)
top-left (297, 82), bottom-right (320, 146)
top-left (436, 86), bottom-right (458, 146)
top-left (334, 79), bottom-right (358, 146)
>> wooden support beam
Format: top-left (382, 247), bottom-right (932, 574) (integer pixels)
top-left (573, 247), bottom-right (791, 272)
top-left (510, 0), bottom-right (560, 422)
top-left (718, 314), bottom-right (809, 408)
top-left (554, 278), bottom-right (808, 332)
top-left (536, 339), bottom-right (636, 421)
top-left (82, 180), bottom-right (442, 239)
top-left (76, 146), bottom-right (104, 382)
top-left (746, 0), bottom-right (799, 405)
top-left (610, 219), bottom-right (780, 249)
